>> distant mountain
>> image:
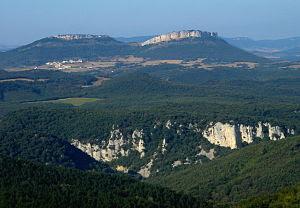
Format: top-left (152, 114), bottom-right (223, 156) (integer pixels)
top-left (0, 34), bottom-right (134, 67)
top-left (0, 30), bottom-right (266, 68)
top-left (225, 36), bottom-right (300, 61)
top-left (138, 30), bottom-right (264, 62)
top-left (274, 46), bottom-right (300, 61)
top-left (0, 44), bottom-right (18, 52)
top-left (140, 30), bottom-right (218, 46)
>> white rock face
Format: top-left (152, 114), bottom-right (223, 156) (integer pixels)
top-left (161, 138), bottom-right (167, 154)
top-left (265, 123), bottom-right (285, 140)
top-left (172, 160), bottom-right (183, 168)
top-left (202, 122), bottom-right (288, 149)
top-left (52, 34), bottom-right (106, 40)
top-left (256, 122), bottom-right (264, 138)
top-left (184, 157), bottom-right (191, 165)
top-left (71, 120), bottom-right (293, 177)
top-left (165, 120), bottom-right (172, 129)
top-left (71, 127), bottom-right (150, 162)
top-left (71, 128), bottom-right (129, 162)
top-left (132, 129), bottom-right (145, 158)
top-left (138, 151), bottom-right (158, 178)
top-left (138, 159), bottom-right (153, 178)
top-left (132, 129), bottom-right (144, 139)
top-left (198, 146), bottom-right (215, 160)
top-left (287, 128), bottom-right (295, 135)
top-left (71, 140), bottom-right (102, 161)
top-left (116, 165), bottom-right (129, 173)
top-left (240, 125), bottom-right (254, 144)
top-left (203, 122), bottom-right (240, 149)
top-left (141, 30), bottom-right (218, 46)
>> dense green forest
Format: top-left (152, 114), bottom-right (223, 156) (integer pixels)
top-left (0, 66), bottom-right (299, 176)
top-left (0, 155), bottom-right (207, 208)
top-left (1, 69), bottom-right (300, 128)
top-left (0, 129), bottom-right (110, 171)
top-left (0, 107), bottom-right (230, 174)
top-left (148, 136), bottom-right (300, 205)
top-left (0, 34), bottom-right (299, 207)
top-left (237, 184), bottom-right (300, 208)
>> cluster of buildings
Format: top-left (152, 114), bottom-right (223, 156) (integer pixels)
top-left (45, 59), bottom-right (83, 70)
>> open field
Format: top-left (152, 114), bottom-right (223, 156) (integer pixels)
top-left (4, 56), bottom-right (260, 73)
top-left (30, 97), bottom-right (102, 106)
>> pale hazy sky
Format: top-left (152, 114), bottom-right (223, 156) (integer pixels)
top-left (1, 0), bottom-right (299, 45)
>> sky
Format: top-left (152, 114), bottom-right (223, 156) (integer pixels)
top-left (1, 0), bottom-right (299, 45)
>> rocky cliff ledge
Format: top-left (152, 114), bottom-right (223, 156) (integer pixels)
top-left (71, 128), bottom-right (145, 162)
top-left (52, 34), bottom-right (107, 40)
top-left (141, 30), bottom-right (218, 46)
top-left (70, 120), bottom-right (295, 177)
top-left (203, 122), bottom-right (290, 149)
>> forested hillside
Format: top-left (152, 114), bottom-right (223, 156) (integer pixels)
top-left (0, 31), bottom-right (299, 208)
top-left (237, 183), bottom-right (300, 208)
top-left (0, 155), bottom-right (206, 208)
top-left (148, 136), bottom-right (300, 205)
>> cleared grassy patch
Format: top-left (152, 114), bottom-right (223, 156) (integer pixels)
top-left (40, 97), bottom-right (102, 106)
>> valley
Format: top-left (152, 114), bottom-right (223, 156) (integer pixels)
top-left (0, 30), bottom-right (299, 207)
top-left (3, 56), bottom-right (260, 73)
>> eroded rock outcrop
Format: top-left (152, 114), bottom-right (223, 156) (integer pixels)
top-left (71, 128), bottom-right (147, 162)
top-left (138, 151), bottom-right (158, 178)
top-left (203, 122), bottom-right (240, 149)
top-left (71, 128), bottom-right (129, 162)
top-left (52, 34), bottom-right (107, 40)
top-left (165, 120), bottom-right (173, 129)
top-left (202, 122), bottom-right (289, 149)
top-left (141, 30), bottom-right (218, 46)
top-left (70, 120), bottom-right (295, 178)
top-left (266, 123), bottom-right (285, 140)
top-left (132, 129), bottom-right (145, 158)
top-left (198, 146), bottom-right (215, 160)
top-left (138, 159), bottom-right (153, 178)
top-left (172, 160), bottom-right (183, 168)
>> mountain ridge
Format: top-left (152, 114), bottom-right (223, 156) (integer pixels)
top-left (0, 30), bottom-right (266, 68)
top-left (140, 30), bottom-right (218, 46)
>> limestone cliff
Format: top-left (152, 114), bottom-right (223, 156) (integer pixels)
top-left (70, 120), bottom-right (295, 178)
top-left (52, 34), bottom-right (107, 40)
top-left (198, 146), bottom-right (215, 160)
top-left (71, 128), bottom-right (128, 162)
top-left (141, 30), bottom-right (218, 46)
top-left (138, 152), bottom-right (158, 178)
top-left (161, 138), bottom-right (168, 154)
top-left (202, 122), bottom-right (240, 149)
top-left (132, 129), bottom-right (145, 158)
top-left (71, 128), bottom-right (146, 162)
top-left (202, 122), bottom-right (289, 149)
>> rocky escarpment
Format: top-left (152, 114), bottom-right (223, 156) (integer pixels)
top-left (52, 34), bottom-right (108, 40)
top-left (70, 120), bottom-right (295, 177)
top-left (71, 127), bottom-right (145, 162)
top-left (71, 128), bottom-right (128, 162)
top-left (198, 146), bottom-right (215, 160)
top-left (203, 122), bottom-right (292, 149)
top-left (140, 30), bottom-right (218, 46)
